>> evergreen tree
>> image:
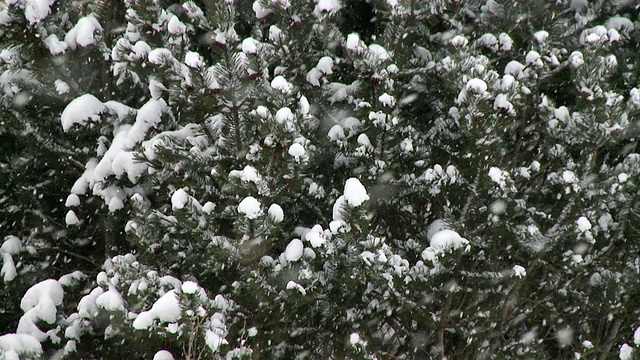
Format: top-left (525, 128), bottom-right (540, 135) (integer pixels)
top-left (2, 0), bottom-right (640, 359)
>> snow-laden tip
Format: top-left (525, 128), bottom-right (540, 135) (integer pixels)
top-left (133, 290), bottom-right (180, 330)
top-left (238, 196), bottom-right (262, 219)
top-left (284, 239), bottom-right (304, 262)
top-left (268, 204), bottom-right (284, 223)
top-left (429, 229), bottom-right (469, 253)
top-left (61, 94), bottom-right (106, 132)
top-left (343, 178), bottom-right (369, 207)
top-left (171, 189), bottom-right (189, 210)
top-left (154, 350), bottom-right (175, 360)
top-left (0, 333), bottom-right (43, 358)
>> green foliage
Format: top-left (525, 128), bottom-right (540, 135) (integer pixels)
top-left (2, 0), bottom-right (640, 359)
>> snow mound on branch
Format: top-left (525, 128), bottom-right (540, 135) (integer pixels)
top-left (95, 287), bottom-right (125, 312)
top-left (133, 290), bottom-right (181, 330)
top-left (181, 281), bottom-right (199, 294)
top-left (429, 230), bottom-right (469, 252)
top-left (0, 333), bottom-right (43, 359)
top-left (44, 35), bottom-right (68, 55)
top-left (17, 279), bottom-right (64, 341)
top-left (284, 239), bottom-right (304, 262)
top-left (343, 178), bottom-right (369, 207)
top-left (61, 94), bottom-right (107, 132)
top-left (65, 210), bottom-right (80, 226)
top-left (238, 196), bottom-right (262, 219)
top-left (171, 189), bottom-right (189, 210)
top-left (268, 204), bottom-right (284, 223)
top-left (229, 165), bottom-right (261, 183)
top-left (12, 0), bottom-right (56, 24)
top-left (65, 16), bottom-right (102, 49)
top-left (154, 350), bottom-right (175, 360)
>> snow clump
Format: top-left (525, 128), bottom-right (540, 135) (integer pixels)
top-left (238, 197), bottom-right (262, 219)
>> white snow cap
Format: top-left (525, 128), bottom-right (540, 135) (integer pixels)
top-left (513, 265), bottom-right (526, 278)
top-left (429, 229), bottom-right (469, 253)
top-left (576, 217), bottom-right (592, 232)
top-left (620, 344), bottom-right (634, 360)
top-left (181, 281), bottom-right (199, 294)
top-left (284, 239), bottom-right (304, 262)
top-left (271, 76), bottom-right (292, 94)
top-left (61, 94), bottom-right (106, 132)
top-left (18, 0), bottom-right (56, 24)
top-left (171, 189), bottom-right (189, 210)
top-left (343, 178), bottom-right (369, 207)
top-left (288, 143), bottom-right (306, 162)
top-left (346, 33), bottom-right (363, 51)
top-left (268, 204), bottom-right (284, 223)
top-left (65, 194), bottom-right (80, 207)
top-left (379, 93), bottom-right (396, 107)
top-left (65, 16), bottom-right (103, 49)
top-left (95, 287), bottom-right (125, 312)
top-left (153, 350), bottom-right (175, 360)
top-left (0, 333), bottom-right (43, 359)
top-left (286, 280), bottom-right (306, 295)
top-left (185, 51), bottom-right (204, 68)
top-left (167, 15), bottom-right (186, 35)
top-left (242, 37), bottom-right (260, 54)
top-left (133, 290), bottom-right (181, 330)
top-left (633, 326), bottom-right (640, 346)
top-left (238, 196), bottom-right (262, 219)
top-left (65, 210), bottom-right (80, 226)
top-left (466, 78), bottom-right (488, 93)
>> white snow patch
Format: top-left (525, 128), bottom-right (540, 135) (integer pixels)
top-left (252, 1), bottom-right (273, 19)
top-left (268, 204), bottom-right (284, 223)
top-left (65, 194), bottom-right (80, 207)
top-left (185, 51), bottom-right (204, 68)
top-left (450, 35), bottom-right (468, 47)
top-left (346, 33), bottom-right (362, 51)
top-left (95, 287), bottom-right (125, 312)
top-left (44, 35), bottom-right (68, 55)
top-left (65, 16), bottom-right (102, 49)
top-left (305, 224), bottom-right (328, 248)
top-left (466, 78), bottom-right (488, 93)
top-left (171, 189), bottom-right (189, 210)
top-left (61, 94), bottom-right (106, 132)
top-left (379, 93), bottom-right (395, 107)
top-left (18, 0), bottom-right (56, 24)
top-left (153, 350), bottom-right (175, 360)
top-left (620, 344), bottom-right (634, 360)
top-left (181, 281), bottom-right (199, 295)
top-left (65, 210), bottom-right (80, 226)
top-left (429, 229), bottom-right (469, 253)
top-left (286, 280), bottom-right (306, 295)
top-left (54, 79), bottom-right (70, 95)
top-left (275, 106), bottom-right (295, 123)
top-left (238, 196), bottom-right (262, 219)
top-left (241, 37), bottom-right (260, 54)
top-left (576, 217), bottom-right (592, 232)
top-left (512, 265), bottom-right (526, 278)
top-left (271, 76), bottom-right (292, 94)
top-left (343, 178), bottom-right (369, 207)
top-left (317, 56), bottom-right (333, 74)
top-left (0, 333), bottom-right (43, 359)
top-left (562, 170), bottom-right (578, 184)
top-left (18, 279), bottom-right (64, 341)
top-left (229, 165), bottom-right (261, 183)
top-left (167, 15), bottom-right (186, 35)
top-left (2, 236), bottom-right (22, 255)
top-left (288, 143), bottom-right (306, 162)
top-left (533, 30), bottom-right (549, 43)
top-left (284, 239), bottom-right (304, 262)
top-left (148, 48), bottom-right (173, 65)
top-left (133, 290), bottom-right (181, 330)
